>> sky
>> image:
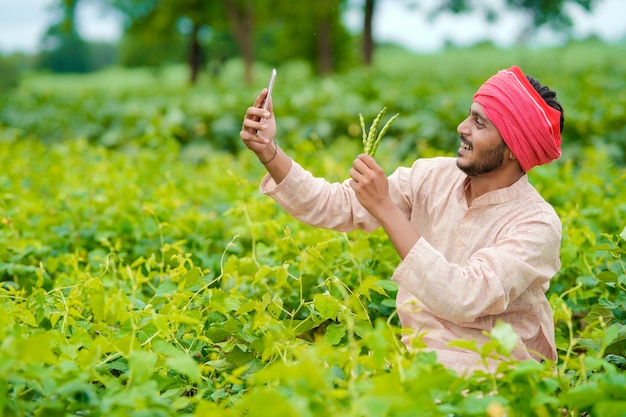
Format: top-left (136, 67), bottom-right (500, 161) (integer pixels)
top-left (1, 0), bottom-right (625, 54)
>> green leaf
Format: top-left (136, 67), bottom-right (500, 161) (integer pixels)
top-left (56, 381), bottom-right (99, 406)
top-left (0, 378), bottom-right (8, 411)
top-left (601, 324), bottom-right (620, 354)
top-left (275, 265), bottom-right (288, 287)
top-left (448, 339), bottom-right (480, 353)
top-left (349, 237), bottom-right (371, 262)
top-left (354, 320), bottom-right (374, 339)
top-left (606, 337), bottom-right (626, 356)
top-left (598, 373), bottom-right (626, 398)
top-left (19, 333), bottom-right (59, 365)
top-left (90, 292), bottom-right (105, 322)
top-left (594, 401), bottom-right (626, 417)
top-left (267, 295), bottom-right (284, 318)
top-left (561, 384), bottom-right (605, 409)
top-left (373, 280), bottom-right (398, 293)
top-left (253, 265), bottom-right (272, 284)
top-left (530, 392), bottom-right (560, 408)
top-left (597, 271), bottom-right (619, 283)
top-left (183, 267), bottom-right (201, 289)
top-left (324, 323), bottom-right (347, 345)
top-left (154, 280), bottom-right (178, 297)
top-left (128, 350), bottom-right (156, 384)
top-left (457, 395), bottom-right (507, 415)
top-left (207, 359), bottom-right (235, 373)
top-left (490, 321), bottom-right (518, 355)
top-left (17, 309), bottom-right (38, 327)
top-left (313, 293), bottom-right (340, 320)
top-left (167, 355), bottom-right (202, 384)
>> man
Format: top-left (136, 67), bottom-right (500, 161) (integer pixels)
top-left (240, 66), bottom-right (564, 374)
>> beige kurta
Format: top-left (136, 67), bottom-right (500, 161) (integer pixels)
top-left (260, 157), bottom-right (561, 374)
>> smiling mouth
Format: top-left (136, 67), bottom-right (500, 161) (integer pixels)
top-left (461, 141), bottom-right (472, 151)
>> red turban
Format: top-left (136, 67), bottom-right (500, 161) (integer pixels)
top-left (473, 66), bottom-right (562, 172)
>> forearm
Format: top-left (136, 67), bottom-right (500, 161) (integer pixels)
top-left (261, 161), bottom-right (381, 233)
top-left (376, 200), bottom-right (420, 260)
top-left (256, 140), bottom-right (292, 185)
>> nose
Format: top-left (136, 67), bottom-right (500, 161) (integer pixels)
top-left (457, 115), bottom-right (471, 137)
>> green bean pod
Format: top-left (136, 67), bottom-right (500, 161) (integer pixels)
top-left (370, 112), bottom-right (399, 157)
top-left (359, 113), bottom-right (367, 147)
top-left (365, 107), bottom-right (387, 155)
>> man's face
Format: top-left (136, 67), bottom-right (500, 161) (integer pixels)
top-left (455, 102), bottom-right (508, 177)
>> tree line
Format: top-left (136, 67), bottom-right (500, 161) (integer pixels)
top-left (8, 0), bottom-right (601, 86)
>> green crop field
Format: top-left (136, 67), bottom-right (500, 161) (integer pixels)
top-left (1, 40), bottom-right (626, 416)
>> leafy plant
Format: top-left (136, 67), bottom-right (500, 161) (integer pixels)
top-left (1, 43), bottom-right (626, 415)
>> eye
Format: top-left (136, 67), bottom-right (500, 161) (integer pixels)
top-left (467, 110), bottom-right (486, 128)
top-left (474, 117), bottom-right (485, 128)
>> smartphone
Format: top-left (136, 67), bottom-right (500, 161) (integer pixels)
top-left (262, 68), bottom-right (277, 111)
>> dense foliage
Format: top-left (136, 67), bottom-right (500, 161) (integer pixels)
top-left (1, 41), bottom-right (626, 415)
top-left (3, 40), bottom-right (626, 163)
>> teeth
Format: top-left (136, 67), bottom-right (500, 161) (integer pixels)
top-left (461, 142), bottom-right (472, 151)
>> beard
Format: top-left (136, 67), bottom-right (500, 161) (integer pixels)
top-left (457, 138), bottom-right (507, 177)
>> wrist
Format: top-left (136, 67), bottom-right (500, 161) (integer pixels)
top-left (373, 198), bottom-right (398, 223)
top-left (258, 140), bottom-right (278, 164)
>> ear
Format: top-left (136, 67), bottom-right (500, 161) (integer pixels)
top-left (507, 149), bottom-right (517, 161)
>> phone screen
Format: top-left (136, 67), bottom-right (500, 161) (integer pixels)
top-left (262, 68), bottom-right (277, 111)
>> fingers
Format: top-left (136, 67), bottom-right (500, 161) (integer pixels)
top-left (354, 154), bottom-right (383, 175)
top-left (349, 167), bottom-right (359, 182)
top-left (351, 155), bottom-right (385, 189)
top-left (241, 110), bottom-right (270, 131)
top-left (241, 98), bottom-right (272, 144)
top-left (356, 153), bottom-right (378, 167)
top-left (241, 89), bottom-right (275, 148)
top-left (255, 88), bottom-right (269, 108)
top-left (352, 155), bottom-right (374, 176)
top-left (240, 116), bottom-right (271, 145)
top-left (243, 89), bottom-right (272, 127)
top-left (244, 106), bottom-right (271, 125)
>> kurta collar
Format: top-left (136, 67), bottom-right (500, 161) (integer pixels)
top-left (456, 174), bottom-right (530, 208)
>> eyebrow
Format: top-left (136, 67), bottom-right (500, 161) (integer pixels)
top-left (469, 107), bottom-right (491, 126)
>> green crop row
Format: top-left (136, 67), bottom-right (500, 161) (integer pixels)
top-left (0, 128), bottom-right (625, 415)
top-left (1, 39), bottom-right (626, 415)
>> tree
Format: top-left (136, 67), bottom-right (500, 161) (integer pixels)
top-left (427, 0), bottom-right (598, 29)
top-left (358, 0), bottom-right (600, 65)
top-left (103, 0), bottom-right (353, 83)
top-left (223, 0), bottom-right (255, 84)
top-left (38, 0), bottom-right (92, 73)
top-left (223, 0), bottom-right (352, 80)
top-left (0, 54), bottom-right (26, 92)
top-left (312, 0), bottom-right (350, 75)
top-left (106, 0), bottom-right (228, 84)
top-left (363, 0), bottom-right (375, 66)
top-left (259, 0), bottom-right (354, 75)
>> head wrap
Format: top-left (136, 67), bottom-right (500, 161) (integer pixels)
top-left (473, 66), bottom-right (562, 172)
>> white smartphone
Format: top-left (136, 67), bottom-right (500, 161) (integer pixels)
top-left (262, 68), bottom-right (277, 111)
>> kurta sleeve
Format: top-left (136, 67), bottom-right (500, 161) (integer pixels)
top-left (260, 160), bottom-right (380, 232)
top-left (392, 212), bottom-right (561, 323)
